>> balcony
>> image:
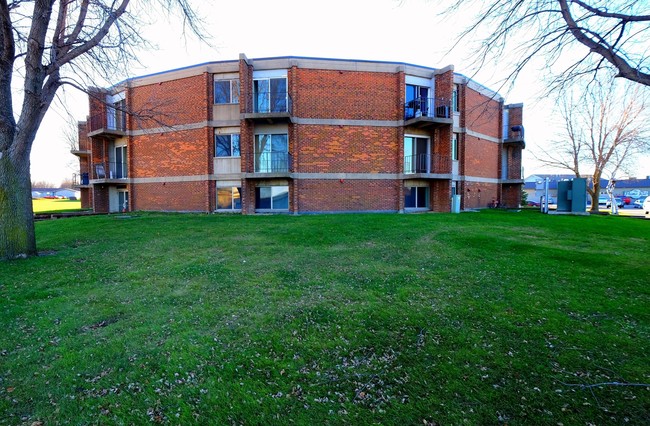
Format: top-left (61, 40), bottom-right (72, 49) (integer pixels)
top-left (403, 153), bottom-right (451, 176)
top-left (504, 125), bottom-right (525, 147)
top-left (243, 91), bottom-right (293, 123)
top-left (72, 172), bottom-right (90, 188)
top-left (88, 111), bottom-right (127, 137)
top-left (404, 97), bottom-right (453, 128)
top-left (92, 161), bottom-right (128, 182)
top-left (70, 145), bottom-right (91, 157)
top-left (247, 152), bottom-right (293, 178)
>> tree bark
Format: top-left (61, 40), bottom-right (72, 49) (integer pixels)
top-left (0, 148), bottom-right (36, 259)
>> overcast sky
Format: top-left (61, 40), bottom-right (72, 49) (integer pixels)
top-left (29, 0), bottom-right (650, 185)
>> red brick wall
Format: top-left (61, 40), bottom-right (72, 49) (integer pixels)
top-left (297, 179), bottom-right (400, 212)
top-left (77, 122), bottom-right (90, 151)
top-left (128, 74), bottom-right (208, 130)
top-left (431, 180), bottom-right (451, 212)
top-left (501, 184), bottom-right (521, 208)
top-left (79, 188), bottom-right (92, 209)
top-left (293, 69), bottom-right (400, 120)
top-left (505, 146), bottom-right (523, 180)
top-left (463, 135), bottom-right (499, 178)
top-left (433, 126), bottom-right (452, 174)
top-left (130, 128), bottom-right (210, 177)
top-left (297, 125), bottom-right (400, 173)
top-left (435, 70), bottom-right (454, 111)
top-left (505, 105), bottom-right (523, 139)
top-left (132, 181), bottom-right (209, 211)
top-left (240, 120), bottom-right (255, 174)
top-left (240, 58), bottom-right (253, 114)
top-left (93, 186), bottom-right (109, 213)
top-left (463, 182), bottom-right (499, 209)
top-left (90, 137), bottom-right (109, 179)
top-left (88, 88), bottom-right (107, 126)
top-left (465, 88), bottom-right (500, 139)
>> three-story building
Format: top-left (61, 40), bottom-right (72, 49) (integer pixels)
top-left (73, 54), bottom-right (525, 214)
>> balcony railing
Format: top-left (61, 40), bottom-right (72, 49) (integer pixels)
top-left (404, 97), bottom-right (451, 120)
top-left (72, 172), bottom-right (90, 186)
top-left (88, 111), bottom-right (127, 134)
top-left (93, 162), bottom-right (128, 179)
top-left (404, 153), bottom-right (451, 174)
top-left (254, 152), bottom-right (292, 173)
top-left (248, 91), bottom-right (293, 115)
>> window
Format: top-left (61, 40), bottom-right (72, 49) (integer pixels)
top-left (215, 134), bottom-right (240, 157)
top-left (452, 84), bottom-right (459, 112)
top-left (214, 79), bottom-right (240, 104)
top-left (256, 186), bottom-right (289, 210)
top-left (217, 187), bottom-right (241, 210)
top-left (405, 186), bottom-right (429, 209)
top-left (253, 78), bottom-right (287, 113)
top-left (452, 133), bottom-right (459, 161)
top-left (254, 134), bottom-right (289, 172)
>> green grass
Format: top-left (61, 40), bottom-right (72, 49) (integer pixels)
top-left (1, 210), bottom-right (648, 424)
top-left (32, 199), bottom-right (82, 214)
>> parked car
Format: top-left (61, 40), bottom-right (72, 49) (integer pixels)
top-left (644, 196), bottom-right (650, 219)
top-left (633, 196), bottom-right (646, 208)
top-left (600, 196), bottom-right (623, 209)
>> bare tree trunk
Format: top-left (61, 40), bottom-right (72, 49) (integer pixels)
top-left (0, 148), bottom-right (36, 258)
top-left (590, 181), bottom-right (601, 213)
top-left (0, 0), bottom-right (206, 260)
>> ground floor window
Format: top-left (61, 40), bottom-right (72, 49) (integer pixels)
top-left (217, 187), bottom-right (241, 210)
top-left (405, 186), bottom-right (428, 209)
top-left (256, 186), bottom-right (289, 210)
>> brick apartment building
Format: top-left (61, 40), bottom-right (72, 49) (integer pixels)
top-left (72, 54), bottom-right (525, 214)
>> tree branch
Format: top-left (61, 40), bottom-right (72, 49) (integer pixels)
top-left (571, 0), bottom-right (650, 22)
top-left (558, 0), bottom-right (650, 86)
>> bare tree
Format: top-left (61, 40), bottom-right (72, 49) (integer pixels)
top-left (0, 0), bottom-right (207, 260)
top-left (445, 0), bottom-right (650, 90)
top-left (535, 77), bottom-right (649, 211)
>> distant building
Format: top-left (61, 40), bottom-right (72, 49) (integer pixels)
top-left (612, 177), bottom-right (650, 199)
top-left (73, 54), bottom-right (526, 214)
top-left (31, 188), bottom-right (80, 199)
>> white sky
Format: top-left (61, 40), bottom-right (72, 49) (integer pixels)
top-left (29, 0), bottom-right (650, 185)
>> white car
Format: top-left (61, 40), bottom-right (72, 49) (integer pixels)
top-left (644, 196), bottom-right (650, 219)
top-left (633, 197), bottom-right (646, 208)
top-left (598, 196), bottom-right (609, 207)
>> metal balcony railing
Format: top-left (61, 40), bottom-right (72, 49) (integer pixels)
top-left (404, 97), bottom-right (451, 120)
top-left (72, 172), bottom-right (90, 186)
top-left (254, 152), bottom-right (292, 173)
top-left (404, 153), bottom-right (451, 174)
top-left (93, 162), bottom-right (128, 179)
top-left (88, 111), bottom-right (127, 133)
top-left (249, 91), bottom-right (293, 114)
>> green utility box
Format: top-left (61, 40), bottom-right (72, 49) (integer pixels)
top-left (557, 178), bottom-right (587, 213)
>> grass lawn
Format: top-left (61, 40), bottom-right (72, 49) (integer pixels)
top-left (1, 210), bottom-right (648, 424)
top-left (32, 198), bottom-right (82, 214)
